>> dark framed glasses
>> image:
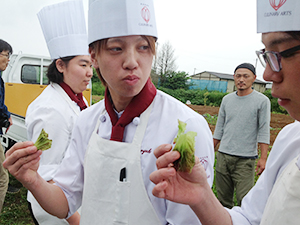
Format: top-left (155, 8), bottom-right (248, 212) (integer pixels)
top-left (256, 45), bottom-right (300, 72)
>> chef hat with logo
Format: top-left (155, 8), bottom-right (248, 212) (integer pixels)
top-left (257, 0), bottom-right (300, 33)
top-left (88, 0), bottom-right (158, 45)
top-left (37, 0), bottom-right (88, 60)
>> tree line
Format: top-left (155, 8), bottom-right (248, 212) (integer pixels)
top-left (151, 41), bottom-right (190, 90)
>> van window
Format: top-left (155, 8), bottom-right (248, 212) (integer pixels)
top-left (21, 65), bottom-right (48, 84)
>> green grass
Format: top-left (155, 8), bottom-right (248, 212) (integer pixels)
top-left (1, 175), bottom-right (34, 225)
top-left (203, 113), bottom-right (218, 125)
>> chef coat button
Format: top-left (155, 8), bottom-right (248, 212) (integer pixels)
top-left (132, 117), bottom-right (140, 126)
top-left (100, 115), bottom-right (106, 122)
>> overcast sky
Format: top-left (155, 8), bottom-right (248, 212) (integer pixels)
top-left (1, 0), bottom-right (266, 80)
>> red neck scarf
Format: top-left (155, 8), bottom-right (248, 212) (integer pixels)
top-left (105, 78), bottom-right (157, 142)
top-left (59, 82), bottom-right (87, 111)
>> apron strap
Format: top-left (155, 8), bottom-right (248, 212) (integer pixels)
top-left (131, 101), bottom-right (153, 145)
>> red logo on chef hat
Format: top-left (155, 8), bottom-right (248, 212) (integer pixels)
top-left (141, 6), bottom-right (150, 23)
top-left (269, 0), bottom-right (287, 11)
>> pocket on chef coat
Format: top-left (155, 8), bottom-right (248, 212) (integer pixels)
top-left (113, 181), bottom-right (130, 224)
top-left (85, 154), bottom-right (131, 224)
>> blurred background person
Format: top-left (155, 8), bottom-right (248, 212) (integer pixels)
top-left (0, 39), bottom-right (13, 213)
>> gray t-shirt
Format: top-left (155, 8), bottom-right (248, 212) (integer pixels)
top-left (213, 90), bottom-right (270, 157)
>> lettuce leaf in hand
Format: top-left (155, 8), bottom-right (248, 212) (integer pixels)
top-left (34, 129), bottom-right (52, 151)
top-left (173, 119), bottom-right (197, 173)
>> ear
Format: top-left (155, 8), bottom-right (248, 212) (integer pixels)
top-left (56, 59), bottom-right (65, 73)
top-left (89, 47), bottom-right (99, 69)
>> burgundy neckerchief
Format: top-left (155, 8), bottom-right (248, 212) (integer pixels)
top-left (59, 82), bottom-right (87, 111)
top-left (105, 78), bottom-right (157, 142)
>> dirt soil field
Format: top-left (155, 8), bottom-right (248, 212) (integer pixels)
top-left (187, 105), bottom-right (295, 147)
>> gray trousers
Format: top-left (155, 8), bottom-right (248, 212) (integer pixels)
top-left (215, 151), bottom-right (256, 208)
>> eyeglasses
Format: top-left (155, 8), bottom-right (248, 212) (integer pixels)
top-left (256, 45), bottom-right (300, 72)
top-left (0, 53), bottom-right (11, 59)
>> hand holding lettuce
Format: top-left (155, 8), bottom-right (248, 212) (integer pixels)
top-left (34, 129), bottom-right (52, 151)
top-left (173, 119), bottom-right (197, 173)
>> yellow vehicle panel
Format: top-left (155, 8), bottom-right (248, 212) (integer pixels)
top-left (5, 83), bottom-right (91, 118)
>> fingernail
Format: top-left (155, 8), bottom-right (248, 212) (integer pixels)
top-left (30, 146), bottom-right (37, 151)
top-left (168, 167), bottom-right (175, 174)
top-left (171, 151), bottom-right (178, 157)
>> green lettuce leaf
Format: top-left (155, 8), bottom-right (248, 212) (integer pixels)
top-left (173, 119), bottom-right (197, 173)
top-left (34, 129), bottom-right (52, 151)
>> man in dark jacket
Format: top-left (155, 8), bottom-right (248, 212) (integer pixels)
top-left (0, 39), bottom-right (13, 213)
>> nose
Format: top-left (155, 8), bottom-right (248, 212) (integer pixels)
top-left (239, 76), bottom-right (245, 82)
top-left (87, 66), bottom-right (93, 78)
top-left (263, 63), bottom-right (283, 83)
top-left (123, 49), bottom-right (138, 71)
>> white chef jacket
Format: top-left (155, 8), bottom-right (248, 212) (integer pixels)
top-left (228, 120), bottom-right (299, 225)
top-left (26, 83), bottom-right (87, 182)
top-left (54, 90), bottom-right (215, 225)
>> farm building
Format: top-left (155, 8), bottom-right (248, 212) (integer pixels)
top-left (189, 71), bottom-right (269, 93)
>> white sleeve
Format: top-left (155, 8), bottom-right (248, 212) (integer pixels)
top-left (26, 106), bottom-right (73, 181)
top-left (53, 121), bottom-right (86, 218)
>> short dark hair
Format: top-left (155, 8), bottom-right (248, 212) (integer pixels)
top-left (0, 39), bottom-right (13, 54)
top-left (46, 56), bottom-right (75, 84)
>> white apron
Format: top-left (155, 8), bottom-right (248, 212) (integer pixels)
top-left (80, 103), bottom-right (161, 225)
top-left (260, 156), bottom-right (300, 225)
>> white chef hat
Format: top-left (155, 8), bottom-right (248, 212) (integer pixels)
top-left (88, 0), bottom-right (158, 45)
top-left (37, 0), bottom-right (89, 60)
top-left (257, 0), bottom-right (300, 33)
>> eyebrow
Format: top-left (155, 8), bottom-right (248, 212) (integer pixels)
top-left (107, 38), bottom-right (123, 44)
top-left (268, 36), bottom-right (295, 49)
top-left (79, 59), bottom-right (91, 64)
